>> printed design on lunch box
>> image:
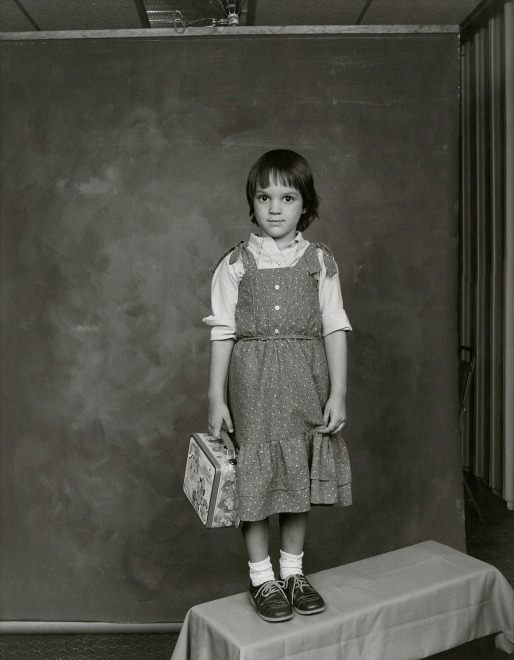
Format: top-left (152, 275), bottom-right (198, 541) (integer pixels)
top-left (183, 433), bottom-right (239, 527)
top-left (212, 467), bottom-right (238, 526)
top-left (184, 438), bottom-right (215, 524)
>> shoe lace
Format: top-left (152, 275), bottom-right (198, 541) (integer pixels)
top-left (256, 580), bottom-right (287, 599)
top-left (288, 574), bottom-right (310, 594)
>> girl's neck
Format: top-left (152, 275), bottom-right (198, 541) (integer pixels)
top-left (257, 231), bottom-right (298, 250)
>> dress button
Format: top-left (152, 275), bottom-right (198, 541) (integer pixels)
top-left (275, 285), bottom-right (280, 290)
top-left (276, 261), bottom-right (281, 265)
top-left (274, 328), bottom-right (279, 334)
top-left (274, 305), bottom-right (280, 311)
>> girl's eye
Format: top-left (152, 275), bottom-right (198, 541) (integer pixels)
top-left (284, 196), bottom-right (293, 202)
top-left (257, 195), bottom-right (268, 202)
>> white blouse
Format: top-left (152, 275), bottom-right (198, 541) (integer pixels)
top-left (203, 232), bottom-right (352, 341)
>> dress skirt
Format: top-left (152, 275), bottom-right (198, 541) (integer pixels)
top-left (226, 242), bottom-right (352, 522)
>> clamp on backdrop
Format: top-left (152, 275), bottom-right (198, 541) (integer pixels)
top-left (158, 1), bottom-right (243, 33)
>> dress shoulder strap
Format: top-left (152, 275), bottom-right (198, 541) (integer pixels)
top-left (314, 242), bottom-right (338, 278)
top-left (303, 243), bottom-right (323, 276)
top-left (209, 241), bottom-right (248, 273)
top-left (302, 242), bottom-right (338, 278)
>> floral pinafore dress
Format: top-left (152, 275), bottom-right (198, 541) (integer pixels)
top-left (226, 242), bottom-right (352, 522)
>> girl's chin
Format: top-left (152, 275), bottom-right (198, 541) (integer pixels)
top-left (263, 226), bottom-right (295, 237)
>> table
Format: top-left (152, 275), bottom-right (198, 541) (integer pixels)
top-left (171, 540), bottom-right (514, 660)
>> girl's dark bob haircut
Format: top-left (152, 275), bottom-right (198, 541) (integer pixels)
top-left (246, 149), bottom-right (320, 232)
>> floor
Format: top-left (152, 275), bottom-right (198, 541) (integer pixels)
top-left (1, 477), bottom-right (513, 660)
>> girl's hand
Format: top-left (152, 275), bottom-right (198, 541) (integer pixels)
top-left (208, 400), bottom-right (234, 439)
top-left (320, 395), bottom-right (347, 435)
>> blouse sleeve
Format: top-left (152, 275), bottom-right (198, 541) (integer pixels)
top-left (202, 253), bottom-right (243, 340)
top-left (317, 249), bottom-right (352, 336)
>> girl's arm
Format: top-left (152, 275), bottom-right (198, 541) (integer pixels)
top-left (208, 338), bottom-right (235, 438)
top-left (321, 329), bottom-right (348, 434)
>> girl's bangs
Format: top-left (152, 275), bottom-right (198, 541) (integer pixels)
top-left (256, 167), bottom-right (296, 191)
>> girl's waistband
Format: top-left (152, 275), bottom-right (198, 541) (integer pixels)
top-left (237, 334), bottom-right (321, 342)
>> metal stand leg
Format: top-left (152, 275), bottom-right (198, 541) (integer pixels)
top-left (463, 470), bottom-right (484, 522)
top-left (459, 346), bottom-right (483, 523)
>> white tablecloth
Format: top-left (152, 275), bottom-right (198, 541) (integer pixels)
top-left (171, 540), bottom-right (514, 660)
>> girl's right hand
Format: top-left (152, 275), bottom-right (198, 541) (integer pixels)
top-left (208, 401), bottom-right (234, 439)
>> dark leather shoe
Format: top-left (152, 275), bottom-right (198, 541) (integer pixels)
top-left (249, 580), bottom-right (293, 622)
top-left (283, 574), bottom-right (326, 615)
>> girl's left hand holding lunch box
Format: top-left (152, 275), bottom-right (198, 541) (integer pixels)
top-left (208, 399), bottom-right (234, 439)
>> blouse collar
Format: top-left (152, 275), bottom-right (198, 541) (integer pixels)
top-left (248, 231), bottom-right (305, 251)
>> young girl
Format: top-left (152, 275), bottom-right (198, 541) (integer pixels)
top-left (203, 149), bottom-right (352, 622)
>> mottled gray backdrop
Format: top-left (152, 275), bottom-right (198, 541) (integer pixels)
top-left (0, 33), bottom-right (461, 622)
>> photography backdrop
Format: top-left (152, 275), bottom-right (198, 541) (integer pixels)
top-left (0, 30), bottom-right (461, 623)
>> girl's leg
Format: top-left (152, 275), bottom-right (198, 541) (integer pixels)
top-left (242, 518), bottom-right (293, 622)
top-left (241, 518), bottom-right (270, 562)
top-left (279, 511), bottom-right (308, 578)
top-left (279, 511), bottom-right (325, 615)
top-left (279, 511), bottom-right (309, 554)
top-left (242, 518), bottom-right (275, 586)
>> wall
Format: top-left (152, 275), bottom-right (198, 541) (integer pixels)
top-left (0, 30), bottom-right (462, 623)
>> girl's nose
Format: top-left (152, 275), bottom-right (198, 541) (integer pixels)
top-left (269, 200), bottom-right (281, 214)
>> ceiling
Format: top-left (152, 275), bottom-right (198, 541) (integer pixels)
top-left (1, 0), bottom-right (486, 33)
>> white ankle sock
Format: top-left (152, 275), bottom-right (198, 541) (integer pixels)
top-left (279, 550), bottom-right (304, 580)
top-left (249, 556), bottom-right (275, 587)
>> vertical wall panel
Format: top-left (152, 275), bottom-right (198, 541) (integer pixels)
top-left (460, 38), bottom-right (474, 467)
top-left (489, 14), bottom-right (505, 493)
top-left (504, 0), bottom-right (514, 510)
top-left (460, 0), bottom-right (514, 508)
top-left (473, 27), bottom-right (490, 479)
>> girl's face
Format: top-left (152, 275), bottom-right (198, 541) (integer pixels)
top-left (253, 180), bottom-right (304, 248)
